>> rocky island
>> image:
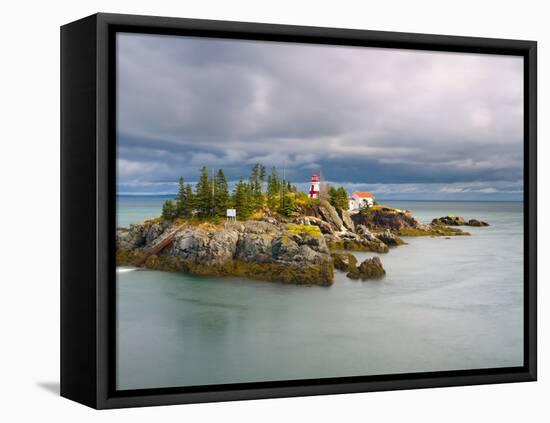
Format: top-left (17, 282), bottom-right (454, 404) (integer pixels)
top-left (116, 164), bottom-right (490, 286)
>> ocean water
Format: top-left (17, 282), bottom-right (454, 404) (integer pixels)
top-left (116, 197), bottom-right (524, 390)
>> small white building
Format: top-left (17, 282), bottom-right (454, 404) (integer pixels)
top-left (348, 191), bottom-right (375, 211)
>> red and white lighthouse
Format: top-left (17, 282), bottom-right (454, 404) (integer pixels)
top-left (309, 173), bottom-right (320, 199)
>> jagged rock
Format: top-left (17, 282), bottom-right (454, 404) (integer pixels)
top-left (355, 225), bottom-right (380, 242)
top-left (317, 200), bottom-right (345, 231)
top-left (294, 216), bottom-right (335, 235)
top-left (271, 235), bottom-right (301, 261)
top-left (330, 239), bottom-right (388, 253)
top-left (347, 256), bottom-right (386, 280)
top-left (301, 233), bottom-right (330, 255)
top-left (431, 216), bottom-right (489, 228)
top-left (374, 229), bottom-right (405, 246)
top-left (397, 225), bottom-right (469, 237)
top-left (242, 220), bottom-right (283, 234)
top-left (116, 224), bottom-right (147, 250)
top-left (352, 208), bottom-right (421, 230)
top-left (331, 251), bottom-right (357, 272)
top-left (467, 219), bottom-right (490, 227)
top-left (340, 210), bottom-right (355, 232)
top-left (431, 216), bottom-right (466, 226)
top-left (117, 220), bottom-right (333, 286)
top-left (145, 222), bottom-right (166, 244)
top-left (298, 200), bottom-right (345, 232)
top-left (258, 216), bottom-right (279, 225)
top-left (202, 229), bottom-right (240, 265)
top-left (363, 240), bottom-right (389, 253)
top-left (235, 234), bottom-right (275, 263)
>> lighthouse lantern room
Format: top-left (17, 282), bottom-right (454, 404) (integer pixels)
top-left (309, 172), bottom-right (320, 199)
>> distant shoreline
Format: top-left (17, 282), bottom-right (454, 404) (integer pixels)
top-left (117, 194), bottom-right (523, 203)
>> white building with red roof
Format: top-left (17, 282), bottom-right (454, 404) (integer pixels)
top-left (349, 191), bottom-right (375, 211)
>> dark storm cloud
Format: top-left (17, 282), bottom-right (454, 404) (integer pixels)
top-left (116, 33), bottom-right (523, 199)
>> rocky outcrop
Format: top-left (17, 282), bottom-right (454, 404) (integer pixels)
top-left (348, 208), bottom-right (470, 237)
top-left (117, 220), bottom-right (172, 251)
top-left (352, 208), bottom-right (422, 231)
top-left (396, 225), bottom-right (470, 237)
top-left (117, 220), bottom-right (333, 286)
top-left (117, 200), bottom-right (485, 286)
top-left (295, 202), bottom-right (390, 252)
top-left (372, 229), bottom-right (406, 246)
top-left (326, 237), bottom-right (389, 253)
top-left (467, 219), bottom-right (490, 227)
top-left (331, 251), bottom-right (358, 272)
top-left (432, 216), bottom-right (490, 227)
top-left (431, 216), bottom-right (466, 226)
top-left (294, 216), bottom-right (335, 235)
top-left (297, 200), bottom-right (345, 233)
top-left (340, 210), bottom-right (355, 232)
top-left (347, 256), bottom-right (386, 280)
top-left (432, 215), bottom-right (489, 226)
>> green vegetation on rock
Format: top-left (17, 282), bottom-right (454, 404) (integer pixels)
top-left (328, 185), bottom-right (349, 211)
top-left (396, 227), bottom-right (470, 237)
top-left (347, 256), bottom-right (386, 280)
top-left (327, 240), bottom-right (389, 253)
top-left (331, 251), bottom-right (358, 272)
top-left (116, 248), bottom-right (333, 286)
top-left (286, 224), bottom-right (322, 237)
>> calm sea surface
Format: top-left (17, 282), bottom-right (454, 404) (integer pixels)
top-left (116, 197), bottom-right (524, 390)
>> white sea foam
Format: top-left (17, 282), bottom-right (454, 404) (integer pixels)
top-left (116, 267), bottom-right (137, 274)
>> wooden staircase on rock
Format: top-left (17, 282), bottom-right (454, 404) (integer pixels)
top-left (135, 226), bottom-right (186, 265)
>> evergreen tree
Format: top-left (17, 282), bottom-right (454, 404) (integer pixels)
top-left (336, 186), bottom-right (349, 210)
top-left (278, 182), bottom-right (295, 217)
top-left (195, 166), bottom-right (213, 217)
top-left (183, 184), bottom-right (194, 216)
top-left (259, 165), bottom-right (266, 184)
top-left (328, 185), bottom-right (349, 211)
top-left (278, 178), bottom-right (295, 216)
top-left (267, 167), bottom-right (281, 211)
top-left (233, 178), bottom-right (253, 220)
top-left (249, 163), bottom-right (264, 211)
top-left (213, 169), bottom-right (229, 217)
top-left (161, 199), bottom-right (177, 220)
top-left (175, 176), bottom-right (187, 216)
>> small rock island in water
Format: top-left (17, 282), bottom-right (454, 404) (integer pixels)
top-left (117, 165), bottom-right (489, 286)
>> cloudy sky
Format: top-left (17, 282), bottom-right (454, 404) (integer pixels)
top-left (116, 33), bottom-right (524, 200)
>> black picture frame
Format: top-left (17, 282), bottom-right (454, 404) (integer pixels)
top-left (60, 12), bottom-right (537, 409)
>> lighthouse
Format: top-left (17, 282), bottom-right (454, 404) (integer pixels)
top-left (309, 172), bottom-right (320, 199)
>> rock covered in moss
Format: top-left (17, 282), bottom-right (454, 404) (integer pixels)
top-left (355, 225), bottom-right (380, 242)
top-left (352, 207), bottom-right (422, 231)
top-left (327, 238), bottom-right (389, 253)
top-left (297, 199), bottom-right (345, 232)
top-left (372, 229), bottom-right (406, 246)
top-left (431, 215), bottom-right (466, 226)
top-left (116, 219), bottom-right (333, 286)
top-left (432, 216), bottom-right (489, 227)
top-left (294, 216), bottom-right (335, 235)
top-left (467, 219), bottom-right (490, 227)
top-left (331, 251), bottom-right (358, 272)
top-left (396, 225), bottom-right (470, 237)
top-left (347, 256), bottom-right (386, 280)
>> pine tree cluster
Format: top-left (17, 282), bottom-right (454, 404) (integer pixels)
top-left (161, 163), bottom-right (298, 221)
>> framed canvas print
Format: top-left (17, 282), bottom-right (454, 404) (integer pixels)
top-left (60, 13), bottom-right (537, 409)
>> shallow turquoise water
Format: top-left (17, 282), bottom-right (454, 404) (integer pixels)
top-left (116, 199), bottom-right (523, 390)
